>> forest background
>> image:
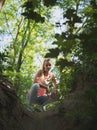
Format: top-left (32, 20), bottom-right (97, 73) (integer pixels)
top-left (0, 0), bottom-right (97, 111)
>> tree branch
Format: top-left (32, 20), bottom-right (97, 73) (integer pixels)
top-left (0, 0), bottom-right (5, 11)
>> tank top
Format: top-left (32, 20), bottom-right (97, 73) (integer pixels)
top-left (37, 73), bottom-right (54, 96)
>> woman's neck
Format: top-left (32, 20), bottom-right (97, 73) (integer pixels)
top-left (43, 71), bottom-right (50, 76)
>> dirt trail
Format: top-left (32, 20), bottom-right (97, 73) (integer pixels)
top-left (0, 76), bottom-right (96, 130)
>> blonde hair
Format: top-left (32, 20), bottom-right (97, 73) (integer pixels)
top-left (42, 58), bottom-right (52, 72)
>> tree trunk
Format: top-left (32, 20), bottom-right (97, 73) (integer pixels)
top-left (0, 0), bottom-right (5, 11)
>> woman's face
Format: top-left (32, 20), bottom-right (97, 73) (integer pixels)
top-left (43, 61), bottom-right (52, 72)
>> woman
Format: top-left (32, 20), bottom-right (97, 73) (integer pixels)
top-left (27, 58), bottom-right (58, 112)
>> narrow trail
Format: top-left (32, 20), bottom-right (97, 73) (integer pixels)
top-left (0, 76), bottom-right (96, 130)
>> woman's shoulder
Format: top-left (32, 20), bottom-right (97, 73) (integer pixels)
top-left (36, 69), bottom-right (43, 76)
top-left (37, 69), bottom-right (43, 73)
top-left (50, 72), bottom-right (56, 78)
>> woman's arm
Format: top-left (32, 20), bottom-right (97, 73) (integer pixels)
top-left (52, 74), bottom-right (58, 87)
top-left (34, 70), bottom-right (49, 89)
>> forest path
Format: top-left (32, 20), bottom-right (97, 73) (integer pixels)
top-left (0, 76), bottom-right (93, 130)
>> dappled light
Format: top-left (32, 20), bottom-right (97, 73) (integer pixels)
top-left (0, 0), bottom-right (97, 130)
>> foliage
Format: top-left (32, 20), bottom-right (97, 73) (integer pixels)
top-left (0, 0), bottom-right (59, 105)
top-left (43, 0), bottom-right (57, 7)
top-left (44, 1), bottom-right (97, 110)
top-left (21, 1), bottom-right (45, 22)
top-left (1, 0), bottom-right (97, 115)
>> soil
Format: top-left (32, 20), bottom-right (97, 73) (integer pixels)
top-left (0, 76), bottom-right (97, 130)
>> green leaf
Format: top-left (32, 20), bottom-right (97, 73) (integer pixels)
top-left (45, 48), bottom-right (60, 58)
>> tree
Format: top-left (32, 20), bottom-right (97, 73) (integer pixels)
top-left (1, 1), bottom-right (97, 130)
top-left (0, 0), bottom-right (59, 102)
top-left (0, 0), bottom-right (5, 11)
top-left (45, 0), bottom-right (97, 95)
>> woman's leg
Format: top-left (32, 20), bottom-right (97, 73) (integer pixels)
top-left (37, 96), bottom-right (49, 105)
top-left (28, 83), bottom-right (40, 111)
top-left (36, 96), bottom-right (49, 111)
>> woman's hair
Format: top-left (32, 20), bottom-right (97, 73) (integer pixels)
top-left (42, 58), bottom-right (52, 71)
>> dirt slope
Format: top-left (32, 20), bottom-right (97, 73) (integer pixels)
top-left (0, 76), bottom-right (97, 130)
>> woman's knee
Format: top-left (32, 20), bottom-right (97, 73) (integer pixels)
top-left (33, 83), bottom-right (40, 90)
top-left (30, 83), bottom-right (39, 91)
